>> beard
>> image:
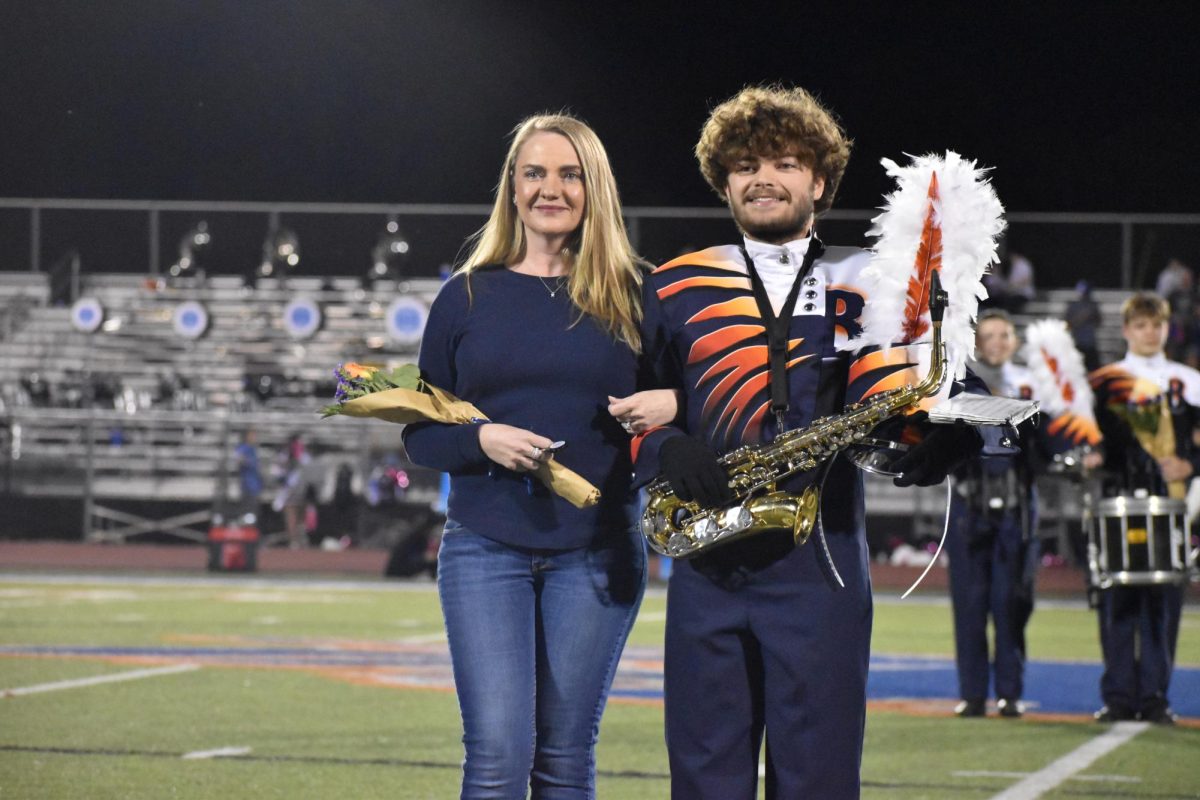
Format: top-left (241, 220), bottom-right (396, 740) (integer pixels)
top-left (729, 191), bottom-right (816, 244)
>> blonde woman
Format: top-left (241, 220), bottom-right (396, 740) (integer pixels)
top-left (402, 114), bottom-right (675, 798)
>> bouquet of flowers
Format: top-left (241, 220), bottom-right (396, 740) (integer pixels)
top-left (321, 363), bottom-right (600, 508)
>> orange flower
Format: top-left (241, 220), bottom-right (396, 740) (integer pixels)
top-left (342, 362), bottom-right (376, 379)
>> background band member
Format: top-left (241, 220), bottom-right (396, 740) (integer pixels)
top-left (633, 85), bottom-right (984, 799)
top-left (947, 310), bottom-right (1041, 718)
top-left (1088, 292), bottom-right (1197, 725)
top-left (402, 113), bottom-right (675, 798)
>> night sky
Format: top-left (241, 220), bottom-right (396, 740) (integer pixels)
top-left (2, 1), bottom-right (1198, 279)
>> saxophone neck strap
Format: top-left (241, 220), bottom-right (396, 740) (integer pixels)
top-left (739, 238), bottom-right (825, 432)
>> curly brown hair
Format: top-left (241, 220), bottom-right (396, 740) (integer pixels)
top-left (695, 85), bottom-right (853, 215)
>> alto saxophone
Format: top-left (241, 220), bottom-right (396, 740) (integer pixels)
top-left (642, 273), bottom-right (951, 559)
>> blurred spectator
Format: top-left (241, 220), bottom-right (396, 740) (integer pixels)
top-left (61, 371), bottom-right (86, 408)
top-left (982, 239), bottom-right (1036, 313)
top-left (1154, 257), bottom-right (1193, 300)
top-left (272, 434), bottom-right (318, 548)
top-left (1154, 258), bottom-right (1199, 366)
top-left (303, 485), bottom-right (319, 539)
top-left (369, 221), bottom-right (409, 282)
top-left (1065, 280), bottom-right (1103, 371)
top-left (48, 249), bottom-right (80, 306)
top-left (247, 372), bottom-right (280, 406)
top-left (21, 373), bottom-right (51, 407)
top-left (1165, 291), bottom-right (1198, 365)
top-left (235, 429), bottom-right (264, 518)
top-left (330, 461), bottom-right (360, 543)
top-left (366, 452), bottom-right (410, 507)
top-left (157, 370), bottom-right (179, 407)
top-left (169, 221), bottom-right (211, 284)
top-left (89, 374), bottom-right (119, 409)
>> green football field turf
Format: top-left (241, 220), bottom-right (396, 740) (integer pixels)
top-left (1, 575), bottom-right (1197, 799)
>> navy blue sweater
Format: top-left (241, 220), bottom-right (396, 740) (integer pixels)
top-left (401, 266), bottom-right (641, 550)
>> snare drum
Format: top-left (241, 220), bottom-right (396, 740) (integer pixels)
top-left (1087, 495), bottom-right (1193, 588)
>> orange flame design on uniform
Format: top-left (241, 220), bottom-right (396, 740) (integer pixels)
top-left (694, 340), bottom-right (812, 441)
top-left (687, 325), bottom-right (764, 363)
top-left (657, 275), bottom-right (751, 300)
top-left (1089, 365), bottom-right (1161, 404)
top-left (1047, 413), bottom-right (1102, 445)
top-left (651, 246), bottom-right (818, 444)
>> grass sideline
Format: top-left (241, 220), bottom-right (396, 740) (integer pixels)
top-left (0, 576), bottom-right (1196, 799)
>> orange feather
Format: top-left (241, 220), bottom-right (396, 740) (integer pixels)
top-left (1041, 348), bottom-right (1077, 404)
top-left (900, 172), bottom-right (943, 343)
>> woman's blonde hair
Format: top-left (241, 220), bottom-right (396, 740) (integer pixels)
top-left (459, 113), bottom-right (646, 351)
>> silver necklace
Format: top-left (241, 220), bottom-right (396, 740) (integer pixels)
top-left (538, 275), bottom-right (567, 298)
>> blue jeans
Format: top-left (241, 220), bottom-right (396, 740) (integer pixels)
top-left (437, 521), bottom-right (646, 799)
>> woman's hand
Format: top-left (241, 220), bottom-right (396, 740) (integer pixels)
top-left (607, 389), bottom-right (680, 435)
top-left (1157, 454), bottom-right (1194, 483)
top-left (478, 424), bottom-right (555, 472)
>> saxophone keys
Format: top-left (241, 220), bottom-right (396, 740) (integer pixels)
top-left (691, 516), bottom-right (718, 542)
top-left (721, 504), bottom-right (754, 533)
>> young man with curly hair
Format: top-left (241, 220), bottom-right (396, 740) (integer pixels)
top-left (635, 85), bottom-right (983, 799)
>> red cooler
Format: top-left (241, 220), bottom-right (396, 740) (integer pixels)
top-left (207, 521), bottom-right (260, 572)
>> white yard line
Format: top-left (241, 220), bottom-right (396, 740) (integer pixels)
top-left (988, 721), bottom-right (1149, 800)
top-left (1, 663), bottom-right (200, 697)
top-left (955, 770), bottom-right (1140, 784)
top-left (182, 746), bottom-right (252, 760)
top-left (0, 572), bottom-right (437, 593)
top-left (396, 632), bottom-right (447, 644)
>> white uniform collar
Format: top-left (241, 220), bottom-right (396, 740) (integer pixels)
top-left (1123, 352), bottom-right (1169, 373)
top-left (743, 234), bottom-right (812, 268)
top-left (740, 235), bottom-right (820, 315)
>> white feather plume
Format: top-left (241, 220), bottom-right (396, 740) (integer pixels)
top-left (1021, 318), bottom-right (1096, 418)
top-left (841, 151), bottom-right (1006, 380)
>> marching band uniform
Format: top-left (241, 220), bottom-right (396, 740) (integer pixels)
top-left (1089, 351), bottom-right (1200, 723)
top-left (634, 237), bottom-right (986, 798)
top-left (946, 360), bottom-right (1040, 717)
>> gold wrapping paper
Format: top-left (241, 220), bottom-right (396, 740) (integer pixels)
top-left (1130, 398), bottom-right (1185, 500)
top-left (337, 384), bottom-right (600, 509)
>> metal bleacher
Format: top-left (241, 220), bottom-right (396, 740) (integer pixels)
top-left (1016, 287), bottom-right (1129, 365)
top-left (0, 272), bottom-right (442, 542)
top-left (4, 274), bottom-right (444, 404)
